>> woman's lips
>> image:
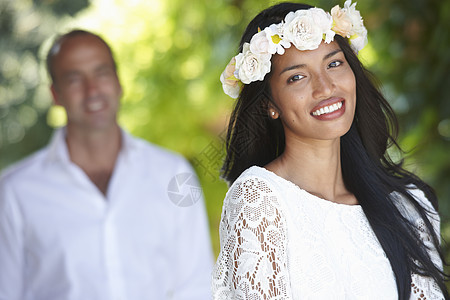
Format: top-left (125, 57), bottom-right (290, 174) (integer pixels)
top-left (310, 98), bottom-right (346, 120)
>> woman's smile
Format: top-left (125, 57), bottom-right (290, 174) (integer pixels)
top-left (269, 41), bottom-right (356, 141)
top-left (310, 98), bottom-right (345, 120)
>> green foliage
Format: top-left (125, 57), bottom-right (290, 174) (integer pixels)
top-left (1, 0), bottom-right (449, 285)
top-left (0, 0), bottom-right (90, 167)
top-left (364, 0), bottom-right (450, 285)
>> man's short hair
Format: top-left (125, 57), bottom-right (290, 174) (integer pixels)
top-left (46, 29), bottom-right (117, 83)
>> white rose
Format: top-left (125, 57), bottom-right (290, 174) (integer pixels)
top-left (235, 43), bottom-right (271, 84)
top-left (283, 10), bottom-right (323, 51)
top-left (344, 0), bottom-right (365, 36)
top-left (309, 8), bottom-right (334, 44)
top-left (250, 30), bottom-right (272, 55)
top-left (309, 8), bottom-right (333, 33)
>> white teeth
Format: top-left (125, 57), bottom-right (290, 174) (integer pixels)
top-left (86, 101), bottom-right (104, 112)
top-left (312, 101), bottom-right (343, 116)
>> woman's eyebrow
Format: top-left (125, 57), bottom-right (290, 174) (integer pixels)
top-left (323, 49), bottom-right (343, 60)
top-left (279, 49), bottom-right (343, 76)
top-left (279, 63), bottom-right (306, 76)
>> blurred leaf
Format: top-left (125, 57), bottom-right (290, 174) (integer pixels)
top-left (0, 0), bottom-right (449, 278)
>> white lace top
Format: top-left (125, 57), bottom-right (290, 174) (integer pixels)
top-left (212, 166), bottom-right (444, 299)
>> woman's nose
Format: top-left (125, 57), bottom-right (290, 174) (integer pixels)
top-left (311, 71), bottom-right (335, 100)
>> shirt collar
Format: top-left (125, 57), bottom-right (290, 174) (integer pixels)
top-left (45, 127), bottom-right (70, 165)
top-left (118, 127), bottom-right (140, 162)
top-left (44, 126), bottom-right (139, 166)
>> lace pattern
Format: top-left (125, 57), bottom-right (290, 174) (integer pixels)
top-left (212, 177), bottom-right (290, 299)
top-left (212, 167), bottom-right (445, 299)
top-left (401, 189), bottom-right (444, 300)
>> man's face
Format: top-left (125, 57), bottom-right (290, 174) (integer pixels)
top-left (50, 34), bottom-right (122, 133)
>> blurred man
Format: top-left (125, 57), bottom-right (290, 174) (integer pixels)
top-left (0, 30), bottom-right (213, 300)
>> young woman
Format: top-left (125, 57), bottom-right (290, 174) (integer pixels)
top-left (212, 2), bottom-right (449, 299)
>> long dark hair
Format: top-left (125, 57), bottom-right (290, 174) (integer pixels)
top-left (221, 3), bottom-right (449, 298)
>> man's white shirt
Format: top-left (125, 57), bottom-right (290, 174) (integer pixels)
top-left (0, 128), bottom-right (213, 300)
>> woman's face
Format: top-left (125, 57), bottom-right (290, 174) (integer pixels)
top-left (269, 41), bottom-right (356, 143)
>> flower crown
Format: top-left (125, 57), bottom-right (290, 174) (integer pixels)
top-left (220, 0), bottom-right (367, 99)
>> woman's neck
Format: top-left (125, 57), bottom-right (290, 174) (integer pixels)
top-left (265, 136), bottom-right (358, 205)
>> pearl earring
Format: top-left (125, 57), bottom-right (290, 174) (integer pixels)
top-left (271, 111), bottom-right (275, 116)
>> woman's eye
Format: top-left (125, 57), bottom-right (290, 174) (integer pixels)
top-left (288, 74), bottom-right (305, 83)
top-left (328, 60), bottom-right (342, 68)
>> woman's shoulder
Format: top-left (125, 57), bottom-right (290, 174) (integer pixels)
top-left (227, 166), bottom-right (285, 197)
top-left (392, 185), bottom-right (436, 211)
top-left (220, 165), bottom-right (289, 231)
top-left (391, 185), bottom-right (440, 226)
top-left (234, 165), bottom-right (275, 180)
top-left (223, 166), bottom-right (288, 210)
top-left (406, 186), bottom-right (436, 212)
